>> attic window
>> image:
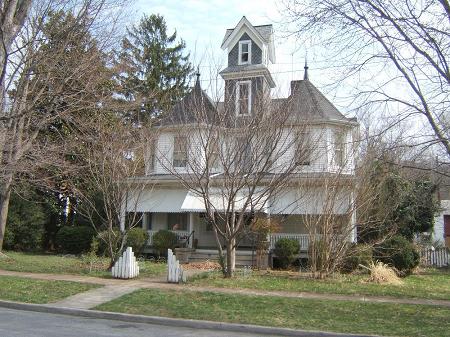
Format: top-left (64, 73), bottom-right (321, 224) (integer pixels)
top-left (238, 40), bottom-right (251, 65)
top-left (236, 81), bottom-right (251, 116)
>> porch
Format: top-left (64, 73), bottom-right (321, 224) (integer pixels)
top-left (146, 230), bottom-right (316, 252)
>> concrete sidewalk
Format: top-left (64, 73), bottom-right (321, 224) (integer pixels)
top-left (50, 285), bottom-right (141, 309)
top-left (1, 269), bottom-right (449, 308)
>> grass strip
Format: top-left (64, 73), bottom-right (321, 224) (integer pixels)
top-left (96, 288), bottom-right (450, 337)
top-left (0, 275), bottom-right (100, 304)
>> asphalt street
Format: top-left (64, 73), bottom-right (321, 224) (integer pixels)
top-left (0, 307), bottom-right (280, 337)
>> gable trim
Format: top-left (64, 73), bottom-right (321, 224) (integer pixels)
top-left (221, 17), bottom-right (265, 51)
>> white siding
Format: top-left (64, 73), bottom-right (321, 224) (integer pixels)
top-left (147, 124), bottom-right (356, 176)
top-left (433, 200), bottom-right (449, 244)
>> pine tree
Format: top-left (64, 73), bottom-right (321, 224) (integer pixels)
top-left (116, 14), bottom-right (193, 122)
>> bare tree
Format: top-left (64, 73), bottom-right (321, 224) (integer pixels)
top-left (0, 0), bottom-right (127, 251)
top-left (70, 113), bottom-right (152, 268)
top-left (283, 0), bottom-right (450, 159)
top-left (156, 73), bottom-right (350, 277)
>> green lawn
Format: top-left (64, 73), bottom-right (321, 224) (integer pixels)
top-left (189, 269), bottom-right (450, 301)
top-left (0, 275), bottom-right (100, 304)
top-left (96, 288), bottom-right (450, 337)
top-left (0, 251), bottom-right (166, 278)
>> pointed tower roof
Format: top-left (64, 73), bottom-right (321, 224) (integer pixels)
top-left (282, 79), bottom-right (357, 123)
top-left (161, 70), bottom-right (217, 125)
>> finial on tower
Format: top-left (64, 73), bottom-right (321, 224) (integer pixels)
top-left (196, 66), bottom-right (200, 82)
top-left (304, 54), bottom-right (309, 81)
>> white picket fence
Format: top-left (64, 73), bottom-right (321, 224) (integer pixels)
top-left (111, 247), bottom-right (139, 279)
top-left (167, 248), bottom-right (185, 283)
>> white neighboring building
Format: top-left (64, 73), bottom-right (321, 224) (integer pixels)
top-left (122, 17), bottom-right (360, 263)
top-left (433, 186), bottom-right (450, 247)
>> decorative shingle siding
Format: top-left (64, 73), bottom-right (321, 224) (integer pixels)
top-left (228, 33), bottom-right (262, 66)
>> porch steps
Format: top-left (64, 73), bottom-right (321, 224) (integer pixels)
top-left (188, 249), bottom-right (255, 267)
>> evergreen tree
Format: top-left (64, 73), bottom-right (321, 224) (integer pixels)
top-left (116, 14), bottom-right (193, 122)
top-left (359, 159), bottom-right (440, 242)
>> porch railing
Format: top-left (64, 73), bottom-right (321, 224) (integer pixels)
top-left (147, 230), bottom-right (190, 247)
top-left (269, 233), bottom-right (321, 251)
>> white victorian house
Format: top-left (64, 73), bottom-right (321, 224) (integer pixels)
top-left (121, 17), bottom-right (359, 265)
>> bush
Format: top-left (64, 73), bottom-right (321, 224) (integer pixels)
top-left (341, 244), bottom-right (373, 273)
top-left (97, 229), bottom-right (123, 257)
top-left (4, 191), bottom-right (47, 251)
top-left (152, 230), bottom-right (177, 257)
top-left (55, 226), bottom-right (95, 254)
top-left (126, 228), bottom-right (149, 255)
top-left (374, 235), bottom-right (420, 275)
top-left (274, 238), bottom-right (300, 269)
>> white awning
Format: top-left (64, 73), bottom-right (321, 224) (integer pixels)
top-left (181, 190), bottom-right (268, 212)
top-left (128, 189), bottom-right (189, 213)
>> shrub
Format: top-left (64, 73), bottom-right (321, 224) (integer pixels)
top-left (97, 229), bottom-right (123, 256)
top-left (374, 235), bottom-right (420, 275)
top-left (126, 228), bottom-right (149, 254)
top-left (274, 238), bottom-right (300, 269)
top-left (152, 230), bottom-right (177, 257)
top-left (55, 226), bottom-right (95, 254)
top-left (4, 191), bottom-right (47, 251)
top-left (341, 244), bottom-right (373, 273)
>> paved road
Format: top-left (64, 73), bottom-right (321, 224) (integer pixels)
top-left (0, 308), bottom-right (280, 337)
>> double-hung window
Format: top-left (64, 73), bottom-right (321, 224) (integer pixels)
top-left (334, 131), bottom-right (346, 167)
top-left (173, 136), bottom-right (188, 168)
top-left (236, 81), bottom-right (251, 116)
top-left (147, 139), bottom-right (156, 172)
top-left (208, 137), bottom-right (219, 169)
top-left (295, 131), bottom-right (311, 166)
top-left (238, 40), bottom-right (251, 65)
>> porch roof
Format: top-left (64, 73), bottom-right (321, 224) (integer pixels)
top-left (131, 189), bottom-right (188, 213)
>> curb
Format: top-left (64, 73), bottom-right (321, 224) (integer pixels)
top-left (0, 300), bottom-right (380, 337)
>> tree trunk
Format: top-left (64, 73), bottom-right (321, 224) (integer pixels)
top-left (225, 237), bottom-right (236, 278)
top-left (0, 175), bottom-right (13, 251)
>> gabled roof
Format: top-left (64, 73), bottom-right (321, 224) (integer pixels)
top-left (222, 24), bottom-right (273, 46)
top-left (221, 16), bottom-right (275, 63)
top-left (160, 75), bottom-right (217, 126)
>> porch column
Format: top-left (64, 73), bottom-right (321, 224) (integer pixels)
top-left (143, 213), bottom-right (149, 230)
top-left (188, 212), bottom-right (194, 248)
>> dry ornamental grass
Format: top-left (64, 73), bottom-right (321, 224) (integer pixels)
top-left (365, 261), bottom-right (403, 285)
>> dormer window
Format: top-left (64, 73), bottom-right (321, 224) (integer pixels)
top-left (236, 81), bottom-right (251, 115)
top-left (238, 40), bottom-right (251, 65)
